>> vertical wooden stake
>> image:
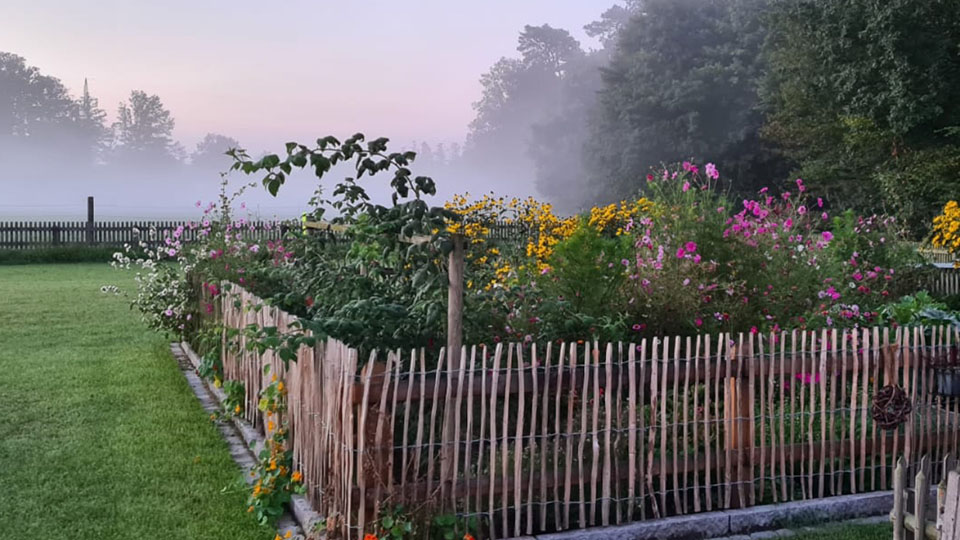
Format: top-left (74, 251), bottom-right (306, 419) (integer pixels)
top-left (441, 234), bottom-right (465, 504)
top-left (916, 457), bottom-right (929, 540)
top-left (893, 457), bottom-right (905, 540)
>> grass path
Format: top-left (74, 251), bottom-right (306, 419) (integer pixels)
top-left (0, 264), bottom-right (272, 539)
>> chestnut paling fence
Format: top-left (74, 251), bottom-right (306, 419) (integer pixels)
top-left (216, 285), bottom-right (960, 539)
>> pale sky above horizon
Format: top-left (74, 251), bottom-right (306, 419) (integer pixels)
top-left (3, 0), bottom-right (608, 154)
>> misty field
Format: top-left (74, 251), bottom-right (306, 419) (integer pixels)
top-left (0, 264), bottom-right (272, 540)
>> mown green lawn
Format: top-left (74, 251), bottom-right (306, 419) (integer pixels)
top-left (0, 264), bottom-right (272, 539)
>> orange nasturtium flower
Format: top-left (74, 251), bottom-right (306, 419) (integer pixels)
top-left (364, 534), bottom-right (378, 540)
top-left (464, 535), bottom-right (476, 540)
top-left (291, 471), bottom-right (303, 483)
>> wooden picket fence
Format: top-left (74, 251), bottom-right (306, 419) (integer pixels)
top-left (215, 284), bottom-right (960, 539)
top-left (932, 267), bottom-right (960, 297)
top-left (0, 220), bottom-right (288, 248)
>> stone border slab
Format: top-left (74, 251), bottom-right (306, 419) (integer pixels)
top-left (533, 492), bottom-right (894, 540)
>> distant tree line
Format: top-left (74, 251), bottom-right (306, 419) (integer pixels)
top-left (455, 0), bottom-right (960, 237)
top-left (0, 52), bottom-right (240, 175)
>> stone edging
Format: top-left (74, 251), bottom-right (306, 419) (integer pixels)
top-left (173, 342), bottom-right (322, 537)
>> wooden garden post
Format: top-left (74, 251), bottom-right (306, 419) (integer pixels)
top-left (447, 233), bottom-right (464, 374)
top-left (86, 196), bottom-right (95, 245)
top-left (440, 233), bottom-right (465, 505)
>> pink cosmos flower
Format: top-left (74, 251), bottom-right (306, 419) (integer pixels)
top-left (682, 161), bottom-right (692, 172)
top-left (685, 241), bottom-right (697, 253)
top-left (821, 231), bottom-right (833, 242)
top-left (676, 247), bottom-right (686, 258)
top-left (784, 218), bottom-right (793, 229)
top-left (817, 198), bottom-right (824, 208)
top-left (682, 181), bottom-right (691, 192)
top-left (705, 162), bottom-right (719, 180)
top-left (798, 205), bottom-right (807, 215)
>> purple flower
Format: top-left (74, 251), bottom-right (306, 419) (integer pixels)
top-left (821, 231), bottom-right (833, 242)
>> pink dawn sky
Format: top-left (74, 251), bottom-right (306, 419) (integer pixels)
top-left (2, 0), bottom-right (606, 153)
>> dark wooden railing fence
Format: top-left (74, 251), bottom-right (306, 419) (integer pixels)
top-left (0, 220), bottom-right (288, 249)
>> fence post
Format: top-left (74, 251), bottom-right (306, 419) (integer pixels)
top-left (894, 457), bottom-right (905, 540)
top-left (916, 457), bottom-right (928, 540)
top-left (52, 224), bottom-right (61, 245)
top-left (440, 233), bottom-right (465, 505)
top-left (86, 196), bottom-right (95, 245)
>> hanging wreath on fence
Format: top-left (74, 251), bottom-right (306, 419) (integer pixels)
top-left (872, 385), bottom-right (912, 430)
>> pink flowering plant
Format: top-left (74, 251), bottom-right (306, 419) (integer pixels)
top-left (111, 177), bottom-right (285, 336)
top-left (526, 162), bottom-right (923, 340)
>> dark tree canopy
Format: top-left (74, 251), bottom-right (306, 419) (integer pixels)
top-left (112, 90), bottom-right (181, 166)
top-left (762, 0), bottom-right (960, 235)
top-left (0, 53), bottom-right (108, 169)
top-left (585, 0), bottom-right (780, 202)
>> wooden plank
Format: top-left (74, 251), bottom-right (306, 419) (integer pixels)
top-left (589, 343), bottom-right (601, 526)
top-left (413, 350), bottom-right (428, 485)
top-left (683, 335), bottom-right (692, 514)
top-left (513, 345), bottom-right (524, 537)
top-left (602, 343), bottom-right (614, 526)
top-left (941, 471), bottom-right (960, 540)
top-left (451, 346), bottom-right (467, 511)
top-left (758, 332), bottom-right (767, 504)
top-left (647, 338), bottom-right (660, 518)
top-left (849, 329), bottom-right (859, 493)
top-left (553, 342), bottom-right (566, 531)
top-left (477, 346), bottom-right (488, 522)
top-left (539, 343), bottom-right (552, 530)
top-left (672, 336), bottom-right (682, 514)
top-left (627, 341), bottom-right (638, 516)
top-left (660, 338), bottom-right (669, 514)
top-left (779, 331), bottom-right (787, 502)
top-left (614, 343), bottom-right (624, 524)
top-left (916, 457), bottom-right (929, 540)
top-left (355, 358), bottom-right (375, 530)
top-left (829, 329), bottom-right (838, 496)
top-left (693, 335), bottom-right (702, 512)
top-left (893, 457), bottom-right (905, 540)
top-left (704, 334), bottom-right (713, 512)
top-left (638, 339), bottom-right (648, 519)
top-left (400, 350), bottom-right (416, 494)
top-left (501, 344), bottom-right (514, 538)
top-left (860, 328), bottom-right (869, 492)
top-left (463, 347), bottom-right (476, 515)
top-left (488, 344), bottom-right (502, 534)
top-left (426, 349), bottom-right (445, 508)
top-left (790, 330), bottom-right (799, 500)
top-left (725, 334), bottom-right (733, 509)
top-left (562, 343), bottom-right (576, 529)
top-left (578, 342), bottom-right (591, 526)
